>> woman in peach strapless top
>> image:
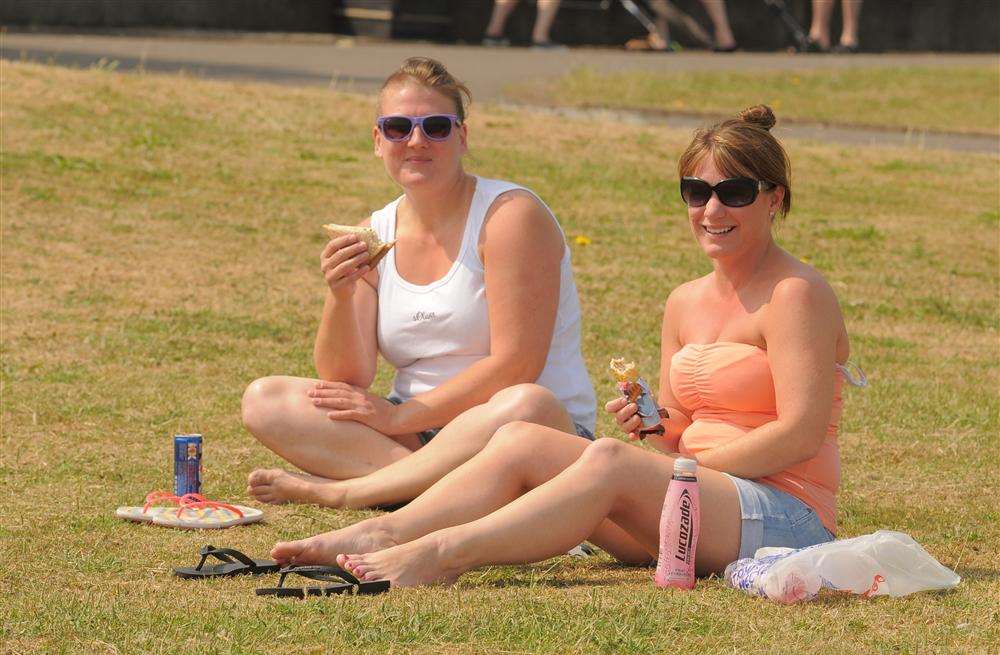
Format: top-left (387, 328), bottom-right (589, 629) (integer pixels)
top-left (268, 105), bottom-right (859, 588)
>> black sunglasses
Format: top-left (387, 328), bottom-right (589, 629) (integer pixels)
top-left (680, 176), bottom-right (775, 208)
top-left (376, 114), bottom-right (459, 142)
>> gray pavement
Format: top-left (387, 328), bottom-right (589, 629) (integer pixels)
top-left (3, 31), bottom-right (998, 154)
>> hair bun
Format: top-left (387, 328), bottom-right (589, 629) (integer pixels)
top-left (738, 105), bottom-right (776, 131)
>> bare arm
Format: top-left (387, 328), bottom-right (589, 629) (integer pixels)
top-left (608, 284), bottom-right (694, 452)
top-left (389, 192), bottom-right (565, 434)
top-left (649, 285), bottom-right (695, 452)
top-left (313, 219), bottom-right (379, 387)
top-left (693, 276), bottom-right (841, 478)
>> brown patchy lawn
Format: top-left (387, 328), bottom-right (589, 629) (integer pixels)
top-left (1, 61), bottom-right (997, 654)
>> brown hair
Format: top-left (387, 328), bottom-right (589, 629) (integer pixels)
top-left (678, 105), bottom-right (792, 219)
top-left (378, 57), bottom-right (472, 123)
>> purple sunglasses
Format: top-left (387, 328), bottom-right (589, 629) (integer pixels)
top-left (376, 114), bottom-right (460, 142)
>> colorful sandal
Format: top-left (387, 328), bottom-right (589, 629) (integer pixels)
top-left (174, 545), bottom-right (280, 579)
top-left (152, 499), bottom-right (263, 530)
top-left (256, 565), bottom-right (390, 598)
top-left (115, 490), bottom-right (206, 523)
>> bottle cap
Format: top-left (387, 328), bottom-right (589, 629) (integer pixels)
top-left (673, 457), bottom-right (697, 476)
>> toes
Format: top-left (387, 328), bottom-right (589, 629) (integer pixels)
top-left (271, 539), bottom-right (304, 563)
top-left (341, 554), bottom-right (363, 576)
top-left (249, 468), bottom-right (282, 486)
top-left (249, 485), bottom-right (281, 504)
top-left (247, 484), bottom-right (269, 499)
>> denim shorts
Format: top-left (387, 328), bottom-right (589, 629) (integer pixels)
top-left (386, 397), bottom-right (595, 446)
top-left (724, 474), bottom-right (835, 560)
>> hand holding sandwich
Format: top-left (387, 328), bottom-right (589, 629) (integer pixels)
top-left (320, 223), bottom-right (396, 298)
top-left (320, 233), bottom-right (371, 298)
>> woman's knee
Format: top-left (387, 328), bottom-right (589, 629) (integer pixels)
top-left (241, 376), bottom-right (294, 438)
top-left (482, 420), bottom-right (546, 462)
top-left (577, 438), bottom-right (631, 475)
top-left (487, 383), bottom-right (563, 424)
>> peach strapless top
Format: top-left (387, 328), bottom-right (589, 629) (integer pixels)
top-left (670, 342), bottom-right (843, 534)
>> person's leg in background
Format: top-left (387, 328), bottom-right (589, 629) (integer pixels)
top-left (808, 0), bottom-right (835, 50)
top-left (484, 0), bottom-right (518, 45)
top-left (531, 0), bottom-right (563, 47)
top-left (648, 0), bottom-right (672, 50)
top-left (836, 0), bottom-right (863, 51)
top-left (699, 0), bottom-right (737, 51)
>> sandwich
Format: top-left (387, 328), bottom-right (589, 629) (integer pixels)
top-left (322, 223), bottom-right (395, 268)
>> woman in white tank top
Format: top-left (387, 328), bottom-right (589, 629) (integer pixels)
top-left (240, 57), bottom-right (595, 510)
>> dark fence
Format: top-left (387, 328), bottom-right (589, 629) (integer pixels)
top-left (2, 0), bottom-right (997, 52)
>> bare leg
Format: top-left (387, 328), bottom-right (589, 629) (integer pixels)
top-left (532, 0), bottom-right (562, 44)
top-left (648, 0), bottom-right (671, 49)
top-left (839, 0), bottom-right (862, 47)
top-left (242, 376), bottom-right (416, 503)
top-left (809, 0), bottom-right (835, 49)
top-left (265, 384), bottom-right (578, 508)
top-left (485, 0), bottom-right (518, 39)
top-left (699, 0), bottom-right (736, 49)
top-left (339, 438), bottom-right (742, 587)
top-left (271, 422), bottom-right (652, 567)
top-left (243, 376), bottom-right (413, 477)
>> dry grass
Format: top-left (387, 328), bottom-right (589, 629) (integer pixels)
top-left (2, 60), bottom-right (998, 654)
top-left (509, 65), bottom-right (1000, 135)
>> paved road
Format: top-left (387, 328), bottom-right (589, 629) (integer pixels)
top-left (3, 30), bottom-right (997, 154)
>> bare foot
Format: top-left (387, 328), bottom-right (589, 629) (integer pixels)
top-left (246, 468), bottom-right (346, 507)
top-left (270, 517), bottom-right (398, 565)
top-left (337, 535), bottom-right (466, 588)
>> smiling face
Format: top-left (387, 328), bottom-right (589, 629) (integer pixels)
top-left (687, 156), bottom-right (784, 262)
top-left (374, 80), bottom-right (468, 190)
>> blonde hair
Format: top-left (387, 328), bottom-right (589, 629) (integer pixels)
top-left (678, 105), bottom-right (792, 219)
top-left (378, 57), bottom-right (472, 123)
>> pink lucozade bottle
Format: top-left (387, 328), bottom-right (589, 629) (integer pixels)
top-left (654, 457), bottom-right (700, 589)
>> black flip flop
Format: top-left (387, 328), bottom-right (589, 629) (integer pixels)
top-left (174, 545), bottom-right (281, 579)
top-left (256, 565), bottom-right (390, 598)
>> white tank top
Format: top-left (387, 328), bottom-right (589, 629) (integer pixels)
top-left (370, 176), bottom-right (596, 432)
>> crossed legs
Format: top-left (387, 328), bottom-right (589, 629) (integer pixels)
top-left (273, 422), bottom-right (743, 587)
top-left (242, 377), bottom-right (578, 508)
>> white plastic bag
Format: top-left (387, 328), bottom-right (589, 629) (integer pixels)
top-left (724, 530), bottom-right (961, 603)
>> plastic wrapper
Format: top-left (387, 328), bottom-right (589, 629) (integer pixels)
top-left (609, 357), bottom-right (665, 436)
top-left (724, 530), bottom-right (961, 603)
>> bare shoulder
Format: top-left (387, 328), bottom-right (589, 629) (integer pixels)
top-left (483, 189), bottom-right (560, 236)
top-left (480, 189), bottom-right (563, 260)
top-left (666, 275), bottom-right (711, 313)
top-left (764, 258), bottom-right (847, 354)
top-left (769, 259), bottom-right (840, 312)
